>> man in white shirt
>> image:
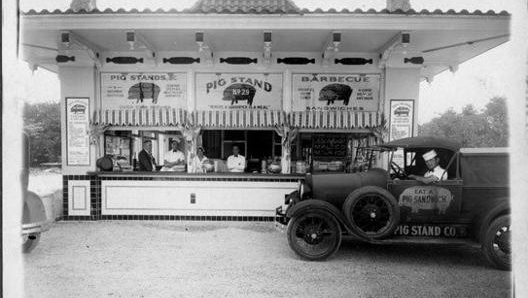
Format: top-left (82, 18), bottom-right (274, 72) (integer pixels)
top-left (161, 139), bottom-right (186, 171)
top-left (227, 145), bottom-right (246, 173)
top-left (409, 149), bottom-right (447, 184)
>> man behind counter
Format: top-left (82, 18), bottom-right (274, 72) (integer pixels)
top-left (161, 139), bottom-right (186, 171)
top-left (138, 139), bottom-right (156, 171)
top-left (227, 145), bottom-right (246, 173)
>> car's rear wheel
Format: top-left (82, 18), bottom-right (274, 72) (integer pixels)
top-left (22, 232), bottom-right (41, 253)
top-left (287, 210), bottom-right (342, 260)
top-left (482, 215), bottom-right (511, 271)
top-left (342, 186), bottom-right (400, 239)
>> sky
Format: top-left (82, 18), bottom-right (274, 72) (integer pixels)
top-left (18, 0), bottom-right (514, 124)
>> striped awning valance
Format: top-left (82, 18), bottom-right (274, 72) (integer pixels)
top-left (193, 110), bottom-right (286, 128)
top-left (92, 108), bottom-right (188, 126)
top-left (93, 108), bottom-right (380, 129)
top-left (289, 111), bottom-right (380, 129)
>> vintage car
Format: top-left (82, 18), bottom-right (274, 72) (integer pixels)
top-left (21, 134), bottom-right (51, 253)
top-left (277, 136), bottom-right (510, 270)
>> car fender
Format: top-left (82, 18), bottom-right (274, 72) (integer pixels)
top-left (286, 199), bottom-right (372, 242)
top-left (473, 198), bottom-right (510, 243)
top-left (22, 191), bottom-right (47, 224)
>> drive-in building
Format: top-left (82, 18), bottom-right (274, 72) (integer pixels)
top-left (20, 0), bottom-right (510, 220)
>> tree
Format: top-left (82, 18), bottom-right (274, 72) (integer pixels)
top-left (23, 102), bottom-right (61, 166)
top-left (418, 97), bottom-right (508, 147)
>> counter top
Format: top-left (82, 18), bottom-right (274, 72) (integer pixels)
top-left (86, 171), bottom-right (305, 181)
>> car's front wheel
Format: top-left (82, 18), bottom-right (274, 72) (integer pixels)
top-left (287, 210), bottom-right (342, 261)
top-left (482, 215), bottom-right (511, 271)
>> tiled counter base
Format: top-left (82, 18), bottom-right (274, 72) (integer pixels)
top-left (62, 172), bottom-right (303, 221)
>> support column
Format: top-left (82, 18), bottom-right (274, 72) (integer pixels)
top-left (60, 66), bottom-right (96, 218)
top-left (384, 67), bottom-right (421, 139)
top-left (60, 66), bottom-right (97, 175)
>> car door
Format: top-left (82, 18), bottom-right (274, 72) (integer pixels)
top-left (388, 151), bottom-right (463, 223)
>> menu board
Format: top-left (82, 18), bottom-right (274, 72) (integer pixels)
top-left (389, 100), bottom-right (414, 141)
top-left (66, 98), bottom-right (90, 166)
top-left (292, 73), bottom-right (380, 111)
top-left (195, 73), bottom-right (283, 110)
top-left (100, 72), bottom-right (186, 109)
top-left (389, 100), bottom-right (414, 167)
top-left (312, 134), bottom-right (347, 158)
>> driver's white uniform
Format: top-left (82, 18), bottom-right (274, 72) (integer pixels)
top-left (424, 165), bottom-right (447, 181)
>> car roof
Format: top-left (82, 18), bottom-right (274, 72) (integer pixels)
top-left (460, 147), bottom-right (509, 154)
top-left (377, 136), bottom-right (461, 152)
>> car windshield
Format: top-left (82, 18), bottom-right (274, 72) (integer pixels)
top-left (350, 146), bottom-right (386, 172)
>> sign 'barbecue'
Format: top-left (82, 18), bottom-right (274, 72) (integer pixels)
top-left (292, 74), bottom-right (380, 111)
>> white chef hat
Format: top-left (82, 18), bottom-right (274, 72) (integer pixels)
top-left (422, 150), bottom-right (437, 161)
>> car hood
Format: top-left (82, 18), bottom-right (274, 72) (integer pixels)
top-left (310, 168), bottom-right (389, 206)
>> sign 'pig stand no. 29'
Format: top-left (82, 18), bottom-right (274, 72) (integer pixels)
top-left (20, 0), bottom-right (509, 225)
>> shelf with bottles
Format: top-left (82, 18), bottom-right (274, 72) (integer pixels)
top-left (104, 131), bottom-right (132, 170)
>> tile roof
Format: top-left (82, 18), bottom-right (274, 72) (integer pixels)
top-left (22, 7), bottom-right (510, 16)
top-left (189, 0), bottom-right (300, 13)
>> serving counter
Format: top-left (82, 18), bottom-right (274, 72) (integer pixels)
top-left (63, 171), bottom-right (303, 221)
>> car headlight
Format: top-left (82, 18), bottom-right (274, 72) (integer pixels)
top-left (299, 181), bottom-right (305, 198)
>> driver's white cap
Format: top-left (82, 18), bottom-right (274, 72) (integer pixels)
top-left (422, 150), bottom-right (437, 161)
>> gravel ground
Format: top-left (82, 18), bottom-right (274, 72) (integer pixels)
top-left (23, 221), bottom-right (511, 298)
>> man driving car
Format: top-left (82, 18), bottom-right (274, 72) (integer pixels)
top-left (408, 149), bottom-right (447, 184)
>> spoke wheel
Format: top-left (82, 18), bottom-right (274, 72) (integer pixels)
top-left (343, 186), bottom-right (400, 239)
top-left (287, 210), bottom-right (342, 260)
top-left (482, 215), bottom-right (511, 271)
top-left (22, 233), bottom-right (41, 253)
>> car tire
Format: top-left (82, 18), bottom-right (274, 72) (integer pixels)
top-left (342, 186), bottom-right (400, 239)
top-left (22, 232), bottom-right (41, 253)
top-left (287, 210), bottom-right (342, 261)
top-left (482, 214), bottom-right (511, 271)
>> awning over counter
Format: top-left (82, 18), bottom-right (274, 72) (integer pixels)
top-left (93, 108), bottom-right (380, 130)
top-left (93, 107), bottom-right (188, 126)
top-left (289, 111), bottom-right (380, 129)
top-left (194, 110), bottom-right (285, 128)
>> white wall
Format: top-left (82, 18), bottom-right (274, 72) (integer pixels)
top-left (101, 179), bottom-right (297, 216)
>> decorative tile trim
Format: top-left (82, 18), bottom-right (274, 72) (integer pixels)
top-left (61, 215), bottom-right (278, 222)
top-left (63, 175), bottom-right (95, 220)
top-left (22, 8), bottom-right (510, 16)
top-left (94, 174), bottom-right (304, 183)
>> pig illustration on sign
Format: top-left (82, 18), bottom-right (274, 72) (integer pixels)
top-left (128, 82), bottom-right (161, 104)
top-left (223, 83), bottom-right (256, 106)
top-left (399, 186), bottom-right (453, 215)
top-left (318, 84), bottom-right (352, 105)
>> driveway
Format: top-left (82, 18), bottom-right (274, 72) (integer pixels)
top-left (24, 221), bottom-right (511, 298)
